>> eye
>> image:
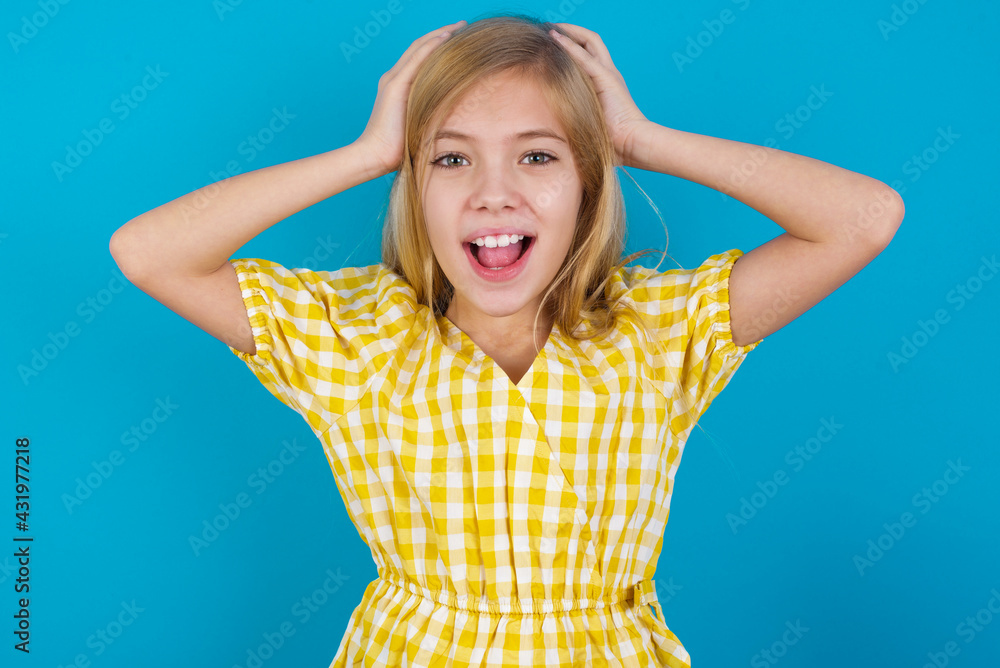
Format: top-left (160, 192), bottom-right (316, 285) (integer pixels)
top-left (524, 151), bottom-right (556, 166)
top-left (429, 151), bottom-right (558, 170)
top-left (431, 152), bottom-right (469, 169)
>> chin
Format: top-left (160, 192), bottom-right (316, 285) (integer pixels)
top-left (437, 245), bottom-right (551, 321)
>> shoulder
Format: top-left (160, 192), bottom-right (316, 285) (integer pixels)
top-left (303, 263), bottom-right (418, 312)
top-left (233, 259), bottom-right (413, 299)
top-left (606, 248), bottom-right (745, 303)
top-left (230, 259), bottom-right (423, 325)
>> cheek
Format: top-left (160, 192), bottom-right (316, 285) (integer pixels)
top-left (423, 183), bottom-right (459, 216)
top-left (539, 183), bottom-right (583, 232)
top-left (532, 174), bottom-right (582, 211)
top-left (422, 198), bottom-right (458, 257)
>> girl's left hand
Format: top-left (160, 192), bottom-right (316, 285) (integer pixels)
top-left (549, 23), bottom-right (650, 168)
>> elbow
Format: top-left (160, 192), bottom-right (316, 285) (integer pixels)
top-left (864, 184), bottom-right (905, 250)
top-left (880, 188), bottom-right (905, 248)
top-left (109, 223), bottom-right (144, 283)
top-left (109, 226), bottom-right (128, 270)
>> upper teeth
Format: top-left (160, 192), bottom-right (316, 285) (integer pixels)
top-left (471, 234), bottom-right (525, 247)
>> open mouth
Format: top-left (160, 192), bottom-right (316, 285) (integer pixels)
top-left (468, 236), bottom-right (534, 268)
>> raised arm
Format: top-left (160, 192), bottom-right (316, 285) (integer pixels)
top-left (549, 22), bottom-right (905, 348)
top-left (627, 124), bottom-right (904, 347)
top-left (109, 20), bottom-right (465, 355)
top-left (109, 142), bottom-right (385, 355)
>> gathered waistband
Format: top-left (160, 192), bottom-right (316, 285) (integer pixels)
top-left (375, 571), bottom-right (665, 620)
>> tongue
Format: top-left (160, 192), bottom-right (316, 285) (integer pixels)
top-left (476, 239), bottom-right (523, 268)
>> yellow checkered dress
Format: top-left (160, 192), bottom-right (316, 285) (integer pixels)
top-left (227, 248), bottom-right (761, 666)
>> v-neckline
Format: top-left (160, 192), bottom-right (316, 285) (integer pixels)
top-left (438, 315), bottom-right (557, 389)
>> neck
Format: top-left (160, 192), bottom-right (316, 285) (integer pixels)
top-left (445, 300), bottom-right (553, 352)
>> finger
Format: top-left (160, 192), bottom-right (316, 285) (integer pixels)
top-left (409, 20), bottom-right (466, 56)
top-left (551, 23), bottom-right (615, 68)
top-left (381, 20), bottom-right (465, 86)
top-left (418, 20), bottom-right (467, 46)
top-left (551, 26), bottom-right (630, 93)
top-left (549, 28), bottom-right (609, 80)
top-left (390, 37), bottom-right (451, 90)
top-left (391, 20), bottom-right (466, 72)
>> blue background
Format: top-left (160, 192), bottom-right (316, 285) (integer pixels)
top-left (4, 0), bottom-right (999, 666)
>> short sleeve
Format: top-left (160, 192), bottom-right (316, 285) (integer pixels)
top-left (227, 258), bottom-right (373, 433)
top-left (624, 248), bottom-right (763, 429)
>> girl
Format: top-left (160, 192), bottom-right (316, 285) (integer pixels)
top-left (109, 14), bottom-right (903, 667)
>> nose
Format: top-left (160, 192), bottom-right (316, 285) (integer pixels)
top-left (469, 158), bottom-right (522, 212)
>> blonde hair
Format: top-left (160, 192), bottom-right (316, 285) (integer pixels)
top-left (381, 13), bottom-right (669, 352)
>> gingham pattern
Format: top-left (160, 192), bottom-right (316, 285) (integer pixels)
top-left (227, 248), bottom-right (761, 667)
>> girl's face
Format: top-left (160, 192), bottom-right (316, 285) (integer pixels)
top-left (420, 70), bottom-right (584, 337)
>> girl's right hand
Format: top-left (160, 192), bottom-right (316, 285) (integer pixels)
top-left (355, 20), bottom-right (466, 178)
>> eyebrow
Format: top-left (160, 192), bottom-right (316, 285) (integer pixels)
top-left (433, 128), bottom-right (567, 145)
